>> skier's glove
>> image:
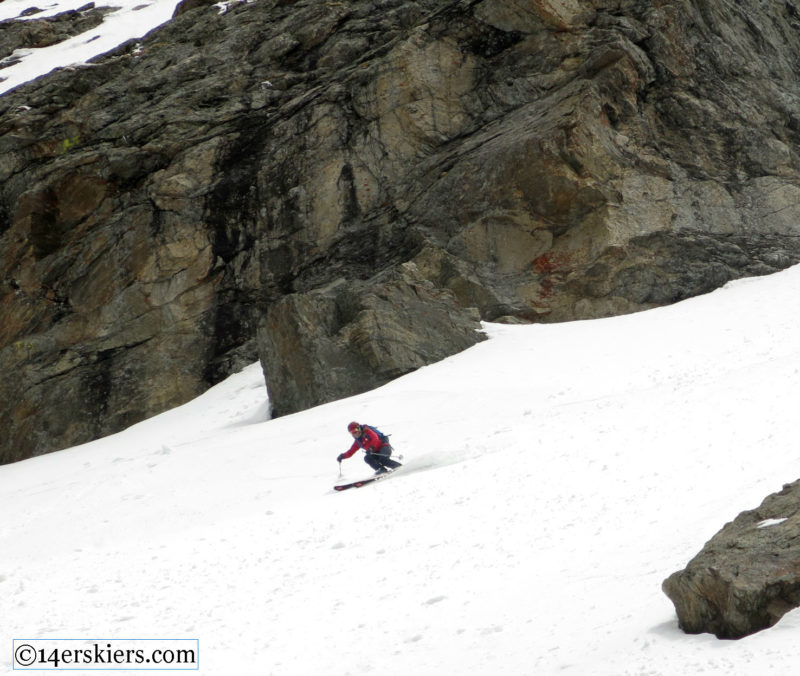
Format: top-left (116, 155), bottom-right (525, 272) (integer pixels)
top-left (337, 453), bottom-right (345, 463)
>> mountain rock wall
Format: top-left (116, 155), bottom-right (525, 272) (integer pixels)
top-left (3, 0), bottom-right (800, 461)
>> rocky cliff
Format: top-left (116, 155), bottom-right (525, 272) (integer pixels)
top-left (4, 0), bottom-right (800, 462)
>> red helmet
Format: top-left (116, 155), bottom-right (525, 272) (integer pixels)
top-left (347, 421), bottom-right (361, 433)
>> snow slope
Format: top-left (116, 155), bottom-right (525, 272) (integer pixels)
top-left (4, 5), bottom-right (800, 671)
top-left (3, 265), bottom-right (800, 675)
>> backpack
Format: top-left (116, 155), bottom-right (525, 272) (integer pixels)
top-left (363, 424), bottom-right (390, 445)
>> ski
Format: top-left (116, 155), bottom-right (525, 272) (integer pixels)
top-left (334, 469), bottom-right (397, 492)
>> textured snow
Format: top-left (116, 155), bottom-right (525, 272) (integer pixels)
top-left (3, 2), bottom-right (800, 672)
top-left (3, 265), bottom-right (800, 674)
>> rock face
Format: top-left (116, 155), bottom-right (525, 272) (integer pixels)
top-left (663, 480), bottom-right (800, 639)
top-left (4, 0), bottom-right (800, 461)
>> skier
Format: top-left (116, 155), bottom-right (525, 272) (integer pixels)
top-left (337, 421), bottom-right (402, 475)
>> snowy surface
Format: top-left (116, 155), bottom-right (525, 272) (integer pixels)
top-left (0, 0), bottom-right (183, 96)
top-left (3, 264), bottom-right (800, 674)
top-left (4, 1), bottom-right (800, 671)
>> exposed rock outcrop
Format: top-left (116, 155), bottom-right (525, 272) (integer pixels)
top-left (4, 0), bottom-right (800, 461)
top-left (663, 479), bottom-right (800, 639)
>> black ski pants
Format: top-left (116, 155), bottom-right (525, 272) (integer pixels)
top-left (364, 446), bottom-right (401, 471)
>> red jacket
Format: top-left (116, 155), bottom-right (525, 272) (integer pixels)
top-left (341, 426), bottom-right (388, 459)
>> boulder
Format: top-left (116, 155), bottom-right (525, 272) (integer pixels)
top-left (258, 263), bottom-right (484, 416)
top-left (663, 479), bottom-right (800, 639)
